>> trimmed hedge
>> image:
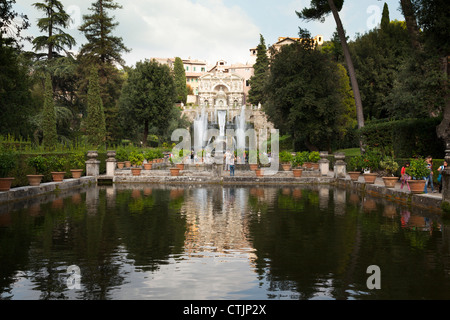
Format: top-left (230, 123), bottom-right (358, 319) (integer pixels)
top-left (359, 118), bottom-right (445, 159)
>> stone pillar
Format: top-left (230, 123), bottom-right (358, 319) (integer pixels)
top-left (86, 150), bottom-right (100, 177)
top-left (334, 152), bottom-right (346, 179)
top-left (319, 151), bottom-right (329, 176)
top-left (106, 150), bottom-right (116, 177)
top-left (442, 142), bottom-right (450, 203)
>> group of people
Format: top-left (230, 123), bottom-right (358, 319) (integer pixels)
top-left (400, 156), bottom-right (447, 193)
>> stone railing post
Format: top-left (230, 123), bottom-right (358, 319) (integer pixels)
top-left (106, 150), bottom-right (116, 176)
top-left (442, 142), bottom-right (450, 203)
top-left (334, 152), bottom-right (346, 179)
top-left (319, 151), bottom-right (329, 176)
top-left (86, 150), bottom-right (100, 177)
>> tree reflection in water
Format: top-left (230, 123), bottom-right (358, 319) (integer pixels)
top-left (0, 184), bottom-right (449, 300)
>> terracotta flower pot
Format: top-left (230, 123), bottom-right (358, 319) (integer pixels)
top-left (382, 176), bottom-right (398, 188)
top-left (249, 164), bottom-right (258, 171)
top-left (281, 163), bottom-right (291, 171)
top-left (51, 172), bottom-right (65, 182)
top-left (311, 163), bottom-right (319, 170)
top-left (144, 163), bottom-right (152, 170)
top-left (348, 171), bottom-right (361, 181)
top-left (27, 175), bottom-right (44, 186)
top-left (0, 177), bottom-right (14, 191)
top-left (131, 167), bottom-right (142, 176)
top-left (117, 162), bottom-right (125, 169)
top-left (255, 168), bottom-right (263, 177)
top-left (124, 161), bottom-right (131, 168)
top-left (363, 173), bottom-right (377, 184)
top-left (170, 168), bottom-right (180, 176)
top-left (70, 169), bottom-right (83, 179)
top-left (293, 168), bottom-right (303, 178)
top-left (176, 163), bottom-right (184, 170)
top-left (409, 180), bottom-right (426, 194)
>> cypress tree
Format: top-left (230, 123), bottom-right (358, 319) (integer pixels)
top-left (174, 57), bottom-right (187, 104)
top-left (248, 34), bottom-right (269, 105)
top-left (86, 67), bottom-right (106, 147)
top-left (381, 3), bottom-right (390, 30)
top-left (42, 74), bottom-right (58, 148)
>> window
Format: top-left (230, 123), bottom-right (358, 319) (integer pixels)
top-left (186, 66), bottom-right (189, 71)
top-left (201, 67), bottom-right (205, 72)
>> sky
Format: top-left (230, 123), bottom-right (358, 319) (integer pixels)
top-left (14, 0), bottom-right (405, 67)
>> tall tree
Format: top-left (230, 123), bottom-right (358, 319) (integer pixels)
top-left (399, 0), bottom-right (422, 51)
top-left (413, 0), bottom-right (450, 144)
top-left (119, 60), bottom-right (176, 146)
top-left (78, 0), bottom-right (128, 143)
top-left (85, 67), bottom-right (106, 147)
top-left (297, 0), bottom-right (365, 142)
top-left (0, 0), bottom-right (31, 48)
top-left (173, 57), bottom-right (187, 104)
top-left (42, 73), bottom-right (57, 147)
top-left (264, 40), bottom-right (356, 151)
top-left (380, 2), bottom-right (390, 30)
top-left (32, 0), bottom-right (76, 60)
top-left (78, 0), bottom-right (130, 66)
top-left (248, 34), bottom-right (270, 105)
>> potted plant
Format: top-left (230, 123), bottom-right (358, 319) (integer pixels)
top-left (308, 151), bottom-right (320, 170)
top-left (26, 155), bottom-right (48, 186)
top-left (116, 148), bottom-right (128, 169)
top-left (129, 151), bottom-right (144, 176)
top-left (406, 158), bottom-right (429, 194)
top-left (348, 155), bottom-right (363, 181)
top-left (68, 151), bottom-right (85, 179)
top-left (280, 151), bottom-right (293, 171)
top-left (292, 152), bottom-right (305, 178)
top-left (248, 150), bottom-right (259, 170)
top-left (143, 150), bottom-right (155, 170)
top-left (0, 150), bottom-right (16, 191)
top-left (48, 156), bottom-right (67, 182)
top-left (380, 156), bottom-right (399, 188)
top-left (362, 151), bottom-right (381, 184)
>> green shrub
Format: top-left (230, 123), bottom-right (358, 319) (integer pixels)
top-left (27, 155), bottom-right (48, 175)
top-left (380, 156), bottom-right (399, 176)
top-left (280, 151), bottom-right (293, 163)
top-left (0, 150), bottom-right (17, 177)
top-left (405, 158), bottom-right (429, 179)
top-left (308, 151), bottom-right (320, 163)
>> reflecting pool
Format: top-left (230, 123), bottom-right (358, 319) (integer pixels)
top-left (0, 184), bottom-right (449, 300)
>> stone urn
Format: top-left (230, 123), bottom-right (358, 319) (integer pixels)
top-left (363, 173), bottom-right (378, 184)
top-left (382, 176), bottom-right (398, 188)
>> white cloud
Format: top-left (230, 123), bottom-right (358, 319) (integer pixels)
top-left (115, 0), bottom-right (260, 66)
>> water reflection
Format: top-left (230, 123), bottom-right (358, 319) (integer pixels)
top-left (0, 184), bottom-right (449, 300)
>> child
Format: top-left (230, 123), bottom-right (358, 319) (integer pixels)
top-left (400, 162), bottom-right (411, 191)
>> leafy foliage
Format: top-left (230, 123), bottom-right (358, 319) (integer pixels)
top-left (42, 74), bottom-right (58, 148)
top-left (86, 67), bottom-right (106, 147)
top-left (264, 38), bottom-right (356, 151)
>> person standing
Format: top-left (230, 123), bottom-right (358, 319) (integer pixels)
top-left (229, 152), bottom-right (235, 176)
top-left (424, 156), bottom-right (436, 193)
top-left (400, 162), bottom-right (411, 191)
top-left (438, 161), bottom-right (447, 193)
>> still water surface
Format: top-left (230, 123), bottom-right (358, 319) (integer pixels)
top-left (0, 184), bottom-right (449, 300)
